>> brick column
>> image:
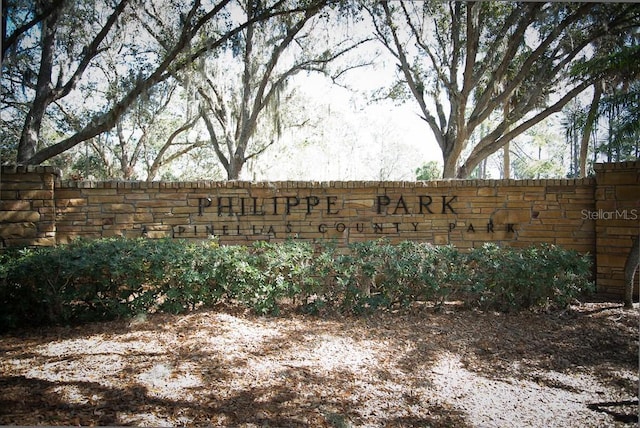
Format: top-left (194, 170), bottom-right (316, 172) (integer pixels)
top-left (594, 161), bottom-right (640, 298)
top-left (0, 166), bottom-right (60, 247)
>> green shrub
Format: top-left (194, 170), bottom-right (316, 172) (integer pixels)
top-left (247, 240), bottom-right (315, 314)
top-left (307, 240), bottom-right (468, 314)
top-left (466, 243), bottom-right (594, 311)
top-left (0, 237), bottom-right (595, 331)
top-left (1, 247), bottom-right (54, 328)
top-left (335, 240), bottom-right (455, 312)
top-left (155, 238), bottom-right (223, 314)
top-left (300, 241), bottom-right (343, 314)
top-left (0, 237), bottom-right (224, 328)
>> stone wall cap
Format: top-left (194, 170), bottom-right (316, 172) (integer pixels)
top-left (52, 177), bottom-right (597, 189)
top-left (1, 165), bottom-right (62, 176)
top-left (594, 161), bottom-right (640, 171)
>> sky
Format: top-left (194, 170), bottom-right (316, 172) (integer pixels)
top-left (245, 46), bottom-right (443, 181)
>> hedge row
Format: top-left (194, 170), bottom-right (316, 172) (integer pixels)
top-left (0, 238), bottom-right (594, 330)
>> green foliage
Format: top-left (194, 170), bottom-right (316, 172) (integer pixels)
top-left (466, 243), bottom-right (594, 311)
top-left (155, 238), bottom-right (223, 314)
top-left (416, 161), bottom-right (443, 180)
top-left (0, 238), bottom-right (594, 331)
top-left (330, 240), bottom-right (463, 313)
top-left (239, 240), bottom-right (315, 315)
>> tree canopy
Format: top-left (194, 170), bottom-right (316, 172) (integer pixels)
top-left (1, 0), bottom-right (638, 179)
top-left (367, 1), bottom-right (640, 177)
top-left (2, 0), bottom-right (340, 168)
top-left (186, 0), bottom-right (369, 179)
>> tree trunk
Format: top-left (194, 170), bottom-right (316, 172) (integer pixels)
top-left (624, 237), bottom-right (639, 308)
top-left (502, 98), bottom-right (511, 179)
top-left (17, 2), bottom-right (59, 163)
top-left (442, 151), bottom-right (458, 178)
top-left (503, 142), bottom-right (510, 179)
top-left (479, 158), bottom-right (486, 179)
top-left (579, 80), bottom-right (602, 177)
top-left (441, 133), bottom-right (467, 178)
top-left (21, 0), bottom-right (261, 165)
top-left (227, 154), bottom-right (244, 180)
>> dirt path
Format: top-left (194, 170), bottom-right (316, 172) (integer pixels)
top-left (0, 301), bottom-right (638, 427)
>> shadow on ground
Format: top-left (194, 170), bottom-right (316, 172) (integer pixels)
top-left (0, 300), bottom-right (636, 426)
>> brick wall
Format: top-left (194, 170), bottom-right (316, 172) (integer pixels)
top-left (2, 162), bottom-right (639, 298)
top-left (50, 178), bottom-right (596, 252)
top-left (0, 166), bottom-right (58, 247)
top-left (594, 162), bottom-right (640, 297)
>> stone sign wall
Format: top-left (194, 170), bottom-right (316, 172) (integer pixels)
top-left (1, 162), bottom-right (638, 299)
top-left (52, 177), bottom-right (596, 252)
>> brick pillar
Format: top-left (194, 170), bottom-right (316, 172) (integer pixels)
top-left (594, 161), bottom-right (640, 298)
top-left (0, 166), bottom-right (60, 247)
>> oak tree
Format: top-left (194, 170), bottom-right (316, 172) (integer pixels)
top-left (184, 0), bottom-right (370, 179)
top-left (2, 0), bottom-right (336, 167)
top-left (368, 1), bottom-right (640, 178)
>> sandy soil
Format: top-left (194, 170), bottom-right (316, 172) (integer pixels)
top-left (0, 300), bottom-right (638, 427)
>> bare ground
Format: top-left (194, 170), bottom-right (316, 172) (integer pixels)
top-left (0, 300), bottom-right (638, 427)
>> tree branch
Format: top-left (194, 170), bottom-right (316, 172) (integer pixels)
top-left (201, 108), bottom-right (230, 173)
top-left (468, 3), bottom-right (541, 130)
top-left (458, 79), bottom-right (592, 177)
top-left (474, 3), bottom-right (594, 129)
top-left (381, 1), bottom-right (445, 151)
top-left (2, 0), bottom-right (65, 62)
top-left (147, 112), bottom-right (202, 180)
top-left (26, 0), bottom-right (308, 164)
top-left (52, 0), bottom-right (131, 102)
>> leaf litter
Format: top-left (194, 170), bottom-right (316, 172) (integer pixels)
top-left (0, 300), bottom-right (637, 427)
